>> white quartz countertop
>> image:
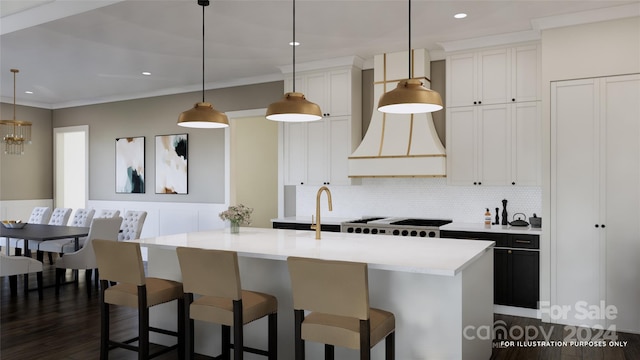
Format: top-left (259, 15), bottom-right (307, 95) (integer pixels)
top-left (132, 227), bottom-right (494, 276)
top-left (441, 222), bottom-right (543, 235)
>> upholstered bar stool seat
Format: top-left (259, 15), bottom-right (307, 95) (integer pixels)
top-left (93, 240), bottom-right (184, 360)
top-left (176, 247), bottom-right (278, 360)
top-left (288, 257), bottom-right (396, 360)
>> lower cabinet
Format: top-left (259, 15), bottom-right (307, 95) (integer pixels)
top-left (441, 230), bottom-right (539, 309)
top-left (272, 222), bottom-right (341, 232)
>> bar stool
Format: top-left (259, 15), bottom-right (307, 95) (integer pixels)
top-left (176, 247), bottom-right (278, 360)
top-left (93, 240), bottom-right (184, 360)
top-left (287, 257), bottom-right (395, 360)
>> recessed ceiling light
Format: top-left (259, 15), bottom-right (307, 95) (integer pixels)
top-left (289, 41), bottom-right (300, 46)
top-left (142, 72), bottom-right (151, 76)
top-left (25, 90), bottom-right (33, 94)
top-left (454, 13), bottom-right (467, 19)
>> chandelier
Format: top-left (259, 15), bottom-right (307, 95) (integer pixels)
top-left (1, 69), bottom-right (32, 155)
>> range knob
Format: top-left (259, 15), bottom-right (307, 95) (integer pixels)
top-left (355, 228), bottom-right (362, 233)
top-left (363, 228), bottom-right (370, 234)
top-left (347, 227), bottom-right (354, 233)
top-left (428, 231), bottom-right (436, 238)
top-left (393, 230), bottom-right (400, 236)
top-left (410, 231), bottom-right (417, 237)
top-left (401, 230), bottom-right (409, 236)
top-left (371, 229), bottom-right (378, 234)
top-left (419, 231), bottom-right (427, 237)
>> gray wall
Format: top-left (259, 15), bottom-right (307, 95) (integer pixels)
top-left (0, 103), bottom-right (53, 200)
top-left (52, 81), bottom-right (282, 203)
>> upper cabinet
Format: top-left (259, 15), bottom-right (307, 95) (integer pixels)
top-left (446, 43), bottom-right (541, 186)
top-left (285, 69), bottom-right (353, 118)
top-left (282, 65), bottom-right (362, 186)
top-left (446, 44), bottom-right (540, 108)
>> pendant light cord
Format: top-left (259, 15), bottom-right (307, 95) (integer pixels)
top-left (202, 3), bottom-right (206, 103)
top-left (408, 0), bottom-right (411, 80)
top-left (12, 70), bottom-right (17, 120)
top-left (292, 0), bottom-right (296, 92)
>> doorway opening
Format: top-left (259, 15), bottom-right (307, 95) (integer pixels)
top-left (54, 126), bottom-right (88, 209)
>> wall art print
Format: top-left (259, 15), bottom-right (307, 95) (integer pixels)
top-left (155, 133), bottom-right (188, 194)
top-left (115, 136), bottom-right (145, 193)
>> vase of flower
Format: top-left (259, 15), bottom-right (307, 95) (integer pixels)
top-left (230, 220), bottom-right (240, 234)
top-left (219, 204), bottom-right (253, 234)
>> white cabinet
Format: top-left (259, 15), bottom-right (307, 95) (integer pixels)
top-left (283, 116), bottom-right (355, 186)
top-left (446, 43), bottom-right (541, 186)
top-left (446, 44), bottom-right (540, 107)
top-left (446, 102), bottom-right (540, 186)
top-left (282, 66), bottom-right (362, 186)
top-left (551, 74), bottom-right (640, 332)
top-left (285, 69), bottom-right (352, 117)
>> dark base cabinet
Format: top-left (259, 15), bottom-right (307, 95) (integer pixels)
top-left (441, 230), bottom-right (540, 309)
top-left (272, 222), bottom-right (341, 232)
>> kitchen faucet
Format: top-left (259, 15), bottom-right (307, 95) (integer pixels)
top-left (310, 186), bottom-right (332, 240)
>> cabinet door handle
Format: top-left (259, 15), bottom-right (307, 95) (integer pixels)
top-left (473, 101), bottom-right (477, 105)
top-left (512, 98), bottom-right (516, 102)
top-left (512, 182), bottom-right (516, 185)
top-left (478, 101), bottom-right (482, 104)
top-left (473, 182), bottom-right (477, 185)
top-left (478, 182), bottom-right (482, 185)
top-left (595, 224), bottom-right (599, 228)
top-left (515, 240), bottom-right (531, 244)
top-left (508, 250), bottom-right (512, 254)
top-left (601, 224), bottom-right (606, 228)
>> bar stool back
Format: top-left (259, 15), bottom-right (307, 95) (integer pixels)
top-left (287, 257), bottom-right (395, 360)
top-left (93, 240), bottom-right (184, 360)
top-left (176, 247), bottom-right (278, 360)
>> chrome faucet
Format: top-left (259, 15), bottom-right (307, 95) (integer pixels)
top-left (310, 186), bottom-right (333, 240)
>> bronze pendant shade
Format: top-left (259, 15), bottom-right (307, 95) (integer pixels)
top-left (178, 0), bottom-right (229, 128)
top-left (266, 0), bottom-right (322, 122)
top-left (377, 0), bottom-right (443, 114)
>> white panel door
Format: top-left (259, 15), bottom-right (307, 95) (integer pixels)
top-left (327, 70), bottom-right (351, 117)
top-left (512, 45), bottom-right (540, 103)
top-left (327, 117), bottom-right (351, 185)
top-left (552, 78), bottom-right (603, 327)
top-left (305, 119), bottom-right (327, 185)
top-left (478, 48), bottom-right (510, 105)
top-left (602, 74), bottom-right (640, 332)
top-left (512, 101), bottom-right (541, 186)
top-left (446, 107), bottom-right (477, 185)
top-left (447, 53), bottom-right (477, 107)
top-left (283, 122), bottom-right (307, 185)
top-left (478, 104), bottom-right (510, 185)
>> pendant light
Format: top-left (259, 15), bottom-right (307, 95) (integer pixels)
top-left (265, 0), bottom-right (322, 122)
top-left (377, 0), bottom-right (443, 114)
top-left (178, 0), bottom-right (229, 128)
top-left (1, 69), bottom-right (32, 155)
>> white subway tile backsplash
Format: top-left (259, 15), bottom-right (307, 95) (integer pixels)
top-left (296, 178), bottom-right (541, 224)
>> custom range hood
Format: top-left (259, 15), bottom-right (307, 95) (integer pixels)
top-left (348, 49), bottom-right (446, 178)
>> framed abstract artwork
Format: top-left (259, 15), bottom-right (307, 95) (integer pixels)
top-left (155, 133), bottom-right (188, 194)
top-left (115, 136), bottom-right (145, 193)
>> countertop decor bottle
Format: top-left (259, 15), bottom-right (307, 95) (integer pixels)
top-left (484, 208), bottom-right (492, 228)
top-left (495, 207), bottom-right (500, 225)
top-left (501, 199), bottom-right (508, 226)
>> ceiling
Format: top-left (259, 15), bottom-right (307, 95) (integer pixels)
top-left (1, 0), bottom-right (638, 109)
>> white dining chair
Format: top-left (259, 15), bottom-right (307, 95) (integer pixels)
top-left (7, 207), bottom-right (52, 256)
top-left (20, 207), bottom-right (72, 262)
top-left (118, 210), bottom-right (147, 241)
top-left (0, 252), bottom-right (44, 299)
top-left (54, 217), bottom-right (123, 296)
top-left (38, 208), bottom-right (95, 262)
top-left (94, 209), bottom-right (120, 219)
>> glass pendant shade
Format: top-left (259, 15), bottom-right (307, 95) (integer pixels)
top-left (178, 102), bottom-right (229, 128)
top-left (266, 92), bottom-right (322, 122)
top-left (378, 79), bottom-right (443, 114)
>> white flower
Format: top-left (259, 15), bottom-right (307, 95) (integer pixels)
top-left (219, 204), bottom-right (253, 225)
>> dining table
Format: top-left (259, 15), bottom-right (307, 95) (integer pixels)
top-left (2, 224), bottom-right (90, 293)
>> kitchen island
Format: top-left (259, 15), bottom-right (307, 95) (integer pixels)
top-left (130, 227), bottom-right (494, 359)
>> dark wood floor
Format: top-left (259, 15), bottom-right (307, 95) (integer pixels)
top-left (2, 257), bottom-right (640, 359)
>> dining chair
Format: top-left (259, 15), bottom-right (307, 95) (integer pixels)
top-left (176, 247), bottom-right (278, 360)
top-left (24, 207), bottom-right (73, 263)
top-left (54, 217), bottom-right (122, 296)
top-left (287, 257), bottom-right (396, 360)
top-left (8, 207), bottom-right (52, 256)
top-left (0, 252), bottom-right (43, 299)
top-left (94, 209), bottom-right (120, 219)
top-left (93, 239), bottom-right (184, 360)
top-left (38, 208), bottom-right (95, 261)
top-left (118, 210), bottom-right (147, 241)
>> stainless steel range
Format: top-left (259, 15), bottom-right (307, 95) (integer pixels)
top-left (341, 217), bottom-right (453, 238)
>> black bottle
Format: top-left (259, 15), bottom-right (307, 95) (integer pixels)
top-left (501, 199), bottom-right (508, 226)
top-left (495, 207), bottom-right (500, 225)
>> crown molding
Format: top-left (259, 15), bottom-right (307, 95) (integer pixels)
top-left (277, 55), bottom-right (365, 74)
top-left (532, 3), bottom-right (640, 31)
